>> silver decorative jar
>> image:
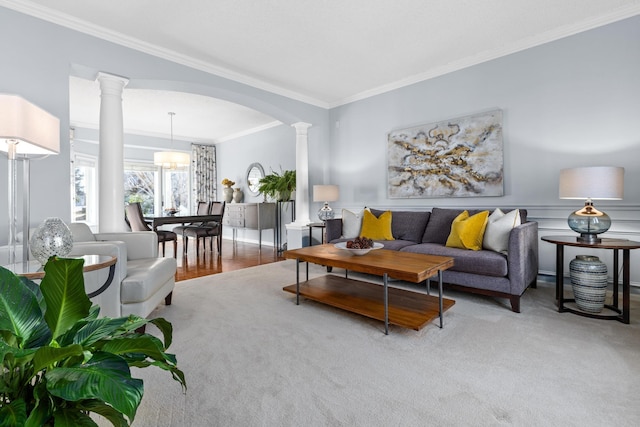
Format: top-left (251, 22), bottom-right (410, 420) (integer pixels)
top-left (569, 255), bottom-right (608, 313)
top-left (29, 217), bottom-right (73, 265)
top-left (232, 187), bottom-right (244, 203)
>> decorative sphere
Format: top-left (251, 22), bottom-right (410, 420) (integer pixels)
top-left (29, 218), bottom-right (73, 265)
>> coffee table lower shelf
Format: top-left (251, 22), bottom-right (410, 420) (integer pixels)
top-left (283, 275), bottom-right (455, 331)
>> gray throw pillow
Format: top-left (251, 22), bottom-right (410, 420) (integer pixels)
top-left (370, 208), bottom-right (430, 243)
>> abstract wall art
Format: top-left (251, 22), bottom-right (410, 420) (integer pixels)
top-left (387, 109), bottom-right (503, 198)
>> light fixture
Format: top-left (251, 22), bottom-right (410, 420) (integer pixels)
top-left (0, 94), bottom-right (60, 265)
top-left (153, 112), bottom-right (190, 169)
top-left (313, 185), bottom-right (339, 221)
top-left (559, 166), bottom-right (624, 243)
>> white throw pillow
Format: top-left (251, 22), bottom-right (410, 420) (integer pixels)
top-left (341, 209), bottom-right (363, 239)
top-left (483, 208), bottom-right (521, 253)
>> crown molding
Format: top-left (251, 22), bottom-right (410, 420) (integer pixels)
top-left (329, 5), bottom-right (640, 107)
top-left (3, 0), bottom-right (639, 110)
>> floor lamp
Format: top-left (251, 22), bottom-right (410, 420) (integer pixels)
top-left (0, 94), bottom-right (60, 266)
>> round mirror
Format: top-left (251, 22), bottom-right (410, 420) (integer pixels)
top-left (246, 163), bottom-right (265, 196)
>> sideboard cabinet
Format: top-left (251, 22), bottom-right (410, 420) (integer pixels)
top-left (223, 203), bottom-right (276, 248)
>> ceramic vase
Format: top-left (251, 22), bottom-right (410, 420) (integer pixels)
top-left (29, 217), bottom-right (73, 265)
top-left (233, 188), bottom-right (244, 203)
top-left (223, 186), bottom-right (233, 203)
top-left (569, 255), bottom-right (608, 313)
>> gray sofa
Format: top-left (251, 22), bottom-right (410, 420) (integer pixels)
top-left (325, 207), bottom-right (539, 312)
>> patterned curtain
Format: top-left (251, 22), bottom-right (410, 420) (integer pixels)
top-left (191, 144), bottom-right (217, 212)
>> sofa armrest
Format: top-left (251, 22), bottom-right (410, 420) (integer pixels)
top-left (325, 219), bottom-right (343, 242)
top-left (507, 221), bottom-right (539, 295)
top-left (94, 231), bottom-right (158, 260)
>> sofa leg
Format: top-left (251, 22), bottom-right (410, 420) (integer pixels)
top-left (529, 278), bottom-right (537, 289)
top-left (509, 296), bottom-right (520, 313)
top-left (165, 291), bottom-right (173, 306)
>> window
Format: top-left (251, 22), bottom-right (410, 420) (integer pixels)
top-left (124, 161), bottom-right (190, 216)
top-left (72, 155), bottom-right (97, 225)
top-left (72, 157), bottom-right (190, 223)
top-left (124, 162), bottom-right (156, 216)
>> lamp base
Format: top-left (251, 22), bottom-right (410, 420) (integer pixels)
top-left (568, 200), bottom-right (611, 245)
top-left (576, 233), bottom-right (602, 244)
top-left (318, 203), bottom-right (335, 221)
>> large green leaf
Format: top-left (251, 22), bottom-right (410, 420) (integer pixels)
top-left (32, 344), bottom-right (84, 373)
top-left (0, 267), bottom-right (51, 348)
top-left (77, 399), bottom-right (129, 427)
top-left (40, 258), bottom-right (92, 339)
top-left (0, 398), bottom-right (26, 427)
top-left (52, 408), bottom-right (98, 427)
top-left (46, 351), bottom-right (143, 421)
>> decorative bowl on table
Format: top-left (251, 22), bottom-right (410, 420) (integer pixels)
top-left (334, 241), bottom-right (384, 256)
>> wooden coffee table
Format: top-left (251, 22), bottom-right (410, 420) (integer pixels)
top-left (283, 244), bottom-right (455, 334)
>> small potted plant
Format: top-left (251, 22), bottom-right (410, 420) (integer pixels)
top-left (258, 169), bottom-right (296, 201)
top-left (0, 257), bottom-right (186, 426)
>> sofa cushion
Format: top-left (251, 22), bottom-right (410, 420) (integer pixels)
top-left (120, 258), bottom-right (176, 304)
top-left (341, 209), bottom-right (363, 239)
top-left (446, 210), bottom-right (489, 251)
top-left (360, 210), bottom-right (394, 240)
top-left (401, 243), bottom-right (508, 277)
top-left (370, 209), bottom-right (430, 243)
top-left (483, 208), bottom-right (521, 253)
top-left (422, 208), bottom-right (460, 244)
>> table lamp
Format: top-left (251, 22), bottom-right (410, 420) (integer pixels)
top-left (559, 166), bottom-right (624, 243)
top-left (313, 185), bottom-right (339, 221)
top-left (0, 94), bottom-right (60, 265)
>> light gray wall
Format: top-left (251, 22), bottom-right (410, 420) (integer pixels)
top-left (328, 15), bottom-right (640, 282)
top-left (0, 7), bottom-right (329, 248)
top-left (2, 7), bottom-right (639, 282)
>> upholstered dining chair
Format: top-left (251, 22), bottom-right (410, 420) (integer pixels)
top-left (125, 202), bottom-right (178, 258)
top-left (182, 201), bottom-right (225, 257)
top-left (173, 201), bottom-right (211, 255)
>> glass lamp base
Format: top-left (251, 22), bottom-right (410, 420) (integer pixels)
top-left (568, 201), bottom-right (611, 244)
top-left (318, 203), bottom-right (335, 221)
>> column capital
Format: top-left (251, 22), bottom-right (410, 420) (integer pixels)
top-left (291, 122), bottom-right (312, 134)
top-left (96, 72), bottom-right (129, 96)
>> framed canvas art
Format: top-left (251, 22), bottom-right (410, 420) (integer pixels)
top-left (387, 109), bottom-right (503, 198)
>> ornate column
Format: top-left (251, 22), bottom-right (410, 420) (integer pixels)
top-left (285, 122), bottom-right (312, 249)
top-left (96, 72), bottom-right (129, 232)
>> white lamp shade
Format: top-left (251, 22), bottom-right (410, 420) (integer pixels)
top-left (559, 166), bottom-right (624, 200)
top-left (0, 94), bottom-right (60, 155)
top-left (313, 185), bottom-right (339, 202)
top-left (154, 151), bottom-right (190, 169)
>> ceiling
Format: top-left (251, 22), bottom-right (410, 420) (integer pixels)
top-left (4, 0), bottom-right (640, 142)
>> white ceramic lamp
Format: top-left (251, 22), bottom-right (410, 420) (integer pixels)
top-left (0, 94), bottom-right (60, 264)
top-left (313, 185), bottom-right (339, 221)
top-left (559, 166), bottom-right (624, 243)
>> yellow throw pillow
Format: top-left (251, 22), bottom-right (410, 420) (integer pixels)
top-left (360, 209), bottom-right (394, 240)
top-left (445, 210), bottom-right (490, 251)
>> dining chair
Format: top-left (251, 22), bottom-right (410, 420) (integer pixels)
top-left (173, 201), bottom-right (211, 255)
top-left (182, 201), bottom-right (225, 257)
top-left (125, 202), bottom-right (178, 258)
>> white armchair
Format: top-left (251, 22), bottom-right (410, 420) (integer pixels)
top-left (68, 223), bottom-right (176, 319)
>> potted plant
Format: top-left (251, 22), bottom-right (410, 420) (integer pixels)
top-left (0, 257), bottom-right (186, 426)
top-left (258, 169), bottom-right (296, 201)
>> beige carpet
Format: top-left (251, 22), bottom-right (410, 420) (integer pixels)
top-left (108, 261), bottom-right (640, 426)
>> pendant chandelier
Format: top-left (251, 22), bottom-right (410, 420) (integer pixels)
top-left (153, 112), bottom-right (190, 169)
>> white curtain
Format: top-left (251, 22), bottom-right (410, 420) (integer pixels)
top-left (191, 144), bottom-right (217, 212)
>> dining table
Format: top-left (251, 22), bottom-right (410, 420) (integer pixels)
top-left (147, 213), bottom-right (224, 232)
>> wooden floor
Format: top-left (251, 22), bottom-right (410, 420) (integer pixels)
top-left (165, 237), bottom-right (286, 282)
